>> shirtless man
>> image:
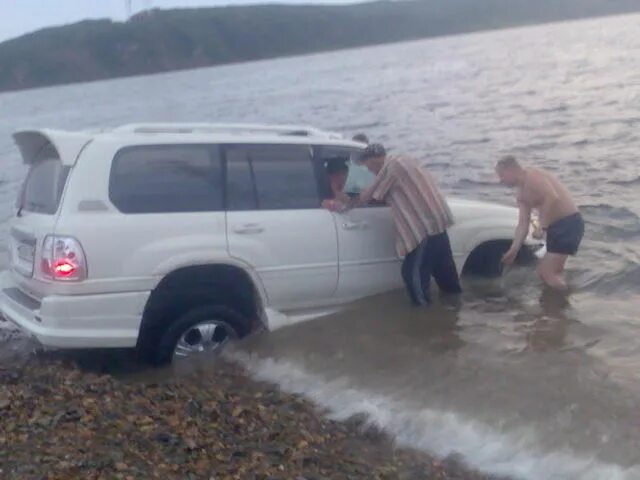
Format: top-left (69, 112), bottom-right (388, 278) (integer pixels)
top-left (496, 155), bottom-right (584, 290)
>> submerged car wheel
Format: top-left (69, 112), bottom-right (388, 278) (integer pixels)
top-left (175, 319), bottom-right (235, 357)
top-left (154, 305), bottom-right (250, 364)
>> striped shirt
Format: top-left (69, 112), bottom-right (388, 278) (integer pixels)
top-left (369, 155), bottom-right (454, 257)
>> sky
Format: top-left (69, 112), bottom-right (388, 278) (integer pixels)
top-left (0, 0), bottom-right (359, 43)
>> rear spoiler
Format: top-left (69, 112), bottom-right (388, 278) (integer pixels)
top-left (13, 129), bottom-right (93, 166)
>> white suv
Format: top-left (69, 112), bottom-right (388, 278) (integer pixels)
top-left (0, 123), bottom-right (540, 363)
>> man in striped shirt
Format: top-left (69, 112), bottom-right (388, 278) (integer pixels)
top-left (353, 144), bottom-right (462, 305)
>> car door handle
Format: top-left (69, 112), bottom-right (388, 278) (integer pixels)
top-left (342, 221), bottom-right (368, 230)
top-left (234, 224), bottom-right (264, 234)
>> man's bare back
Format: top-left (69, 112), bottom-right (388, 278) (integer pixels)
top-left (518, 168), bottom-right (578, 228)
top-left (496, 156), bottom-right (584, 291)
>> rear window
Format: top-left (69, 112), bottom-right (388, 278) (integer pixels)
top-left (18, 143), bottom-right (70, 215)
top-left (109, 145), bottom-right (223, 214)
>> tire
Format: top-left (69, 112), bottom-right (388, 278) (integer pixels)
top-left (463, 241), bottom-right (509, 277)
top-left (152, 305), bottom-right (251, 365)
top-left (481, 249), bottom-right (505, 277)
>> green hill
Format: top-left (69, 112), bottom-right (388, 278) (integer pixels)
top-left (1, 0), bottom-right (639, 92)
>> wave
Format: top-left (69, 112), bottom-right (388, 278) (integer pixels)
top-left (526, 105), bottom-right (569, 114)
top-left (511, 141), bottom-right (559, 151)
top-left (0, 321), bottom-right (15, 331)
top-left (580, 204), bottom-right (640, 239)
top-left (332, 121), bottom-right (383, 132)
top-left (227, 351), bottom-right (639, 480)
top-left (422, 101), bottom-right (450, 111)
top-left (571, 139), bottom-right (589, 146)
top-left (424, 161), bottom-right (452, 169)
top-left (456, 178), bottom-right (499, 188)
top-left (450, 137), bottom-right (491, 146)
top-left (574, 261), bottom-right (640, 295)
top-left (608, 177), bottom-right (640, 187)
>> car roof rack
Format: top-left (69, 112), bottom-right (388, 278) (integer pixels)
top-left (113, 123), bottom-right (344, 139)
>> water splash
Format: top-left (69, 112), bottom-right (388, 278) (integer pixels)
top-left (227, 351), bottom-right (640, 480)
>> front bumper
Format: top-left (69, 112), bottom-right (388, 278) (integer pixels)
top-left (527, 239), bottom-right (547, 259)
top-left (0, 271), bottom-right (149, 348)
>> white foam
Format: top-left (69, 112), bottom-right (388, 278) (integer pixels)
top-left (264, 307), bottom-right (344, 331)
top-left (226, 350), bottom-right (640, 480)
top-left (0, 319), bottom-right (16, 330)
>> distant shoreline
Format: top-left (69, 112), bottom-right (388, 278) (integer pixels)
top-left (0, 17), bottom-right (605, 96)
top-left (1, 1), bottom-right (640, 94)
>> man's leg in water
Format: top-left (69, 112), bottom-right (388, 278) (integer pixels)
top-left (430, 232), bottom-right (462, 295)
top-left (537, 253), bottom-right (569, 290)
top-left (401, 246), bottom-right (424, 305)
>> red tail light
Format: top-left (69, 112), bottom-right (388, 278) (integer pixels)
top-left (41, 236), bottom-right (87, 281)
top-left (53, 261), bottom-right (77, 277)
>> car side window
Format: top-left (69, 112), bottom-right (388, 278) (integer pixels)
top-left (225, 144), bottom-right (319, 210)
top-left (225, 147), bottom-right (256, 211)
top-left (314, 147), bottom-right (384, 207)
top-left (109, 145), bottom-right (223, 214)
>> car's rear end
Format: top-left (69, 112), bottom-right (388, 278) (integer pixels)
top-left (9, 132), bottom-right (84, 279)
top-left (0, 130), bottom-right (141, 348)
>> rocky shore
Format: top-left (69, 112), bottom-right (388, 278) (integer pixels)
top-left (0, 336), bottom-right (502, 480)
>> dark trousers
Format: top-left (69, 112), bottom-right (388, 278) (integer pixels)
top-left (401, 232), bottom-right (462, 306)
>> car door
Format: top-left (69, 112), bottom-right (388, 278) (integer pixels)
top-left (316, 147), bottom-right (402, 302)
top-left (225, 143), bottom-right (338, 310)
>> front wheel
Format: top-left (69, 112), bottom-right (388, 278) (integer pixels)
top-left (153, 305), bottom-right (250, 364)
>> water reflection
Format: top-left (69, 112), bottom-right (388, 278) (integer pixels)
top-left (518, 289), bottom-right (572, 353)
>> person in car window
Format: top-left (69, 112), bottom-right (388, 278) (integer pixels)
top-left (337, 143), bottom-right (462, 306)
top-left (321, 158), bottom-right (351, 210)
top-left (319, 136), bottom-right (370, 211)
